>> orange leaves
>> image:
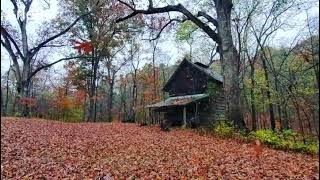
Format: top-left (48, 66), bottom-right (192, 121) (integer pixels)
top-left (71, 40), bottom-right (93, 54)
top-left (53, 88), bottom-right (85, 111)
top-left (54, 90), bottom-right (73, 110)
top-left (253, 139), bottom-right (263, 158)
top-left (138, 64), bottom-right (162, 104)
top-left (58, 97), bottom-right (74, 110)
top-left (74, 90), bottom-right (86, 106)
top-left (1, 118), bottom-right (319, 179)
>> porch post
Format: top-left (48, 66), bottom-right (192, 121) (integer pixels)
top-left (182, 106), bottom-right (187, 128)
top-left (195, 103), bottom-right (198, 118)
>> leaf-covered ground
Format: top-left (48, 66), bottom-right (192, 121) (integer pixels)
top-left (1, 117), bottom-right (319, 179)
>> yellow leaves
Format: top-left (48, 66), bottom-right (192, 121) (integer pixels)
top-left (55, 95), bottom-right (74, 111)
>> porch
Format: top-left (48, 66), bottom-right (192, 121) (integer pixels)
top-left (146, 94), bottom-right (209, 128)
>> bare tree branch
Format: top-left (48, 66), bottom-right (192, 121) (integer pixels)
top-left (42, 0), bottom-right (50, 8)
top-left (116, 1), bottom-right (220, 44)
top-left (30, 12), bottom-right (92, 57)
top-left (1, 38), bottom-right (22, 82)
top-left (148, 0), bottom-right (153, 9)
top-left (9, 0), bottom-right (19, 18)
top-left (22, 0), bottom-right (33, 13)
top-left (28, 56), bottom-right (90, 81)
top-left (144, 18), bottom-right (184, 41)
top-left (197, 11), bottom-right (218, 27)
top-left (1, 26), bottom-right (24, 59)
top-left (42, 44), bottom-right (68, 48)
top-left (118, 0), bottom-right (135, 11)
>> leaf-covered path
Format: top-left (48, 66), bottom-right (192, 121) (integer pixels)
top-left (1, 117), bottom-right (319, 179)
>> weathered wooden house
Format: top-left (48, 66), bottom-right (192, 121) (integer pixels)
top-left (146, 58), bottom-right (226, 128)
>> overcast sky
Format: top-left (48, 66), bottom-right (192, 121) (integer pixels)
top-left (1, 0), bottom-right (319, 76)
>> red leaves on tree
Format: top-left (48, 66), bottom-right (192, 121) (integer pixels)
top-left (19, 97), bottom-right (37, 107)
top-left (71, 40), bottom-right (93, 54)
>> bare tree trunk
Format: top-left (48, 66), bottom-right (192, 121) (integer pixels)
top-left (1, 88), bottom-right (4, 116)
top-left (215, 0), bottom-right (246, 129)
top-left (282, 103), bottom-right (289, 129)
top-left (250, 63), bottom-right (257, 131)
top-left (312, 110), bottom-right (319, 138)
top-left (83, 94), bottom-right (87, 121)
top-left (88, 50), bottom-right (99, 122)
top-left (293, 100), bottom-right (306, 143)
top-left (18, 77), bottom-right (31, 117)
top-left (131, 70), bottom-right (138, 122)
top-left (88, 63), bottom-right (95, 122)
top-left (274, 78), bottom-right (283, 129)
top-left (260, 54), bottom-right (276, 130)
top-left (94, 75), bottom-right (99, 121)
top-left (107, 75), bottom-right (115, 122)
top-left (188, 41), bottom-right (192, 60)
top-left (119, 77), bottom-right (127, 122)
top-left (152, 41), bottom-right (158, 102)
top-left (122, 83), bottom-right (127, 121)
top-left (3, 70), bottom-right (10, 116)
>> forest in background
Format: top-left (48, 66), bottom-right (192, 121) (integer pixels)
top-left (1, 0), bottom-right (319, 139)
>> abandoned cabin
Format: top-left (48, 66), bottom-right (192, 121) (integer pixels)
top-left (146, 58), bottom-right (226, 128)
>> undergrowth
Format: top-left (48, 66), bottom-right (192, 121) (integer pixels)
top-left (206, 120), bottom-right (319, 154)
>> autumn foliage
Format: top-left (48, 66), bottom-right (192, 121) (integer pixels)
top-left (71, 40), bottom-right (93, 54)
top-left (45, 87), bottom-right (86, 121)
top-left (138, 64), bottom-right (162, 104)
top-left (19, 97), bottom-right (37, 108)
top-left (1, 118), bottom-right (319, 179)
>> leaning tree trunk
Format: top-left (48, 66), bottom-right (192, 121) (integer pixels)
top-left (215, 0), bottom-right (246, 129)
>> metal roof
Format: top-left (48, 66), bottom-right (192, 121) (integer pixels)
top-left (146, 94), bottom-right (209, 108)
top-left (163, 59), bottom-right (223, 91)
top-left (190, 61), bottom-right (223, 82)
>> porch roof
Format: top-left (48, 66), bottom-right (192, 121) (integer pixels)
top-left (146, 94), bottom-right (209, 108)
